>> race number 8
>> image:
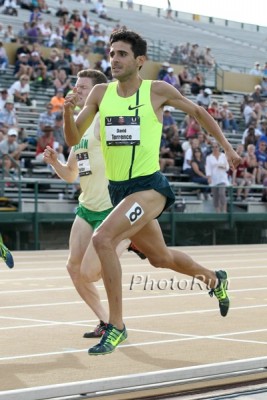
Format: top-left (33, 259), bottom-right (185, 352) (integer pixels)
top-left (125, 202), bottom-right (144, 225)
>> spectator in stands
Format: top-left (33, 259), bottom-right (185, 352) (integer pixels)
top-left (198, 131), bottom-right (212, 157)
top-left (48, 26), bottom-right (63, 48)
top-left (162, 108), bottom-right (178, 138)
top-left (29, 50), bottom-right (48, 83)
top-left (184, 115), bottom-right (204, 139)
top-left (157, 61), bottom-right (170, 81)
top-left (163, 67), bottom-right (181, 90)
top-left (165, 0), bottom-right (173, 19)
top-left (260, 77), bottom-right (267, 97)
top-left (190, 72), bottom-right (205, 95)
top-left (178, 42), bottom-right (190, 65)
top-left (15, 39), bottom-right (31, 62)
top-left (100, 54), bottom-right (111, 75)
top-left (37, 102), bottom-right (56, 137)
top-left (44, 48), bottom-right (60, 79)
top-left (244, 144), bottom-right (258, 184)
top-left (53, 113), bottom-right (69, 159)
top-left (190, 147), bottom-right (209, 199)
top-left (206, 142), bottom-right (230, 213)
top-left (63, 23), bottom-right (77, 50)
top-left (188, 43), bottom-right (200, 67)
top-left (251, 84), bottom-right (263, 106)
top-left (182, 136), bottom-right (200, 176)
top-left (0, 89), bottom-right (8, 111)
top-left (168, 133), bottom-right (184, 168)
top-left (54, 49), bottom-right (71, 75)
top-left (3, 25), bottom-right (16, 43)
top-left (0, 97), bottom-right (17, 135)
top-left (249, 62), bottom-right (262, 76)
top-left (14, 53), bottom-right (33, 79)
top-left (220, 101), bottom-right (238, 133)
top-left (230, 143), bottom-right (253, 201)
top-left (2, 0), bottom-right (18, 16)
top-left (159, 133), bottom-right (174, 172)
top-left (203, 46), bottom-right (215, 68)
top-left (243, 98), bottom-right (259, 127)
top-left (0, 41), bottom-right (8, 73)
top-left (70, 48), bottom-right (84, 75)
top-left (0, 128), bottom-right (27, 176)
top-left (196, 88), bottom-right (212, 109)
top-left (242, 123), bottom-right (261, 149)
top-left (208, 100), bottom-right (222, 127)
top-left (8, 74), bottom-right (32, 106)
top-left (255, 140), bottom-right (267, 184)
top-left (178, 66), bottom-right (192, 91)
top-left (55, 0), bottom-right (69, 18)
top-left (261, 62), bottom-right (267, 77)
top-left (50, 88), bottom-right (65, 114)
top-left (53, 68), bottom-right (72, 96)
top-left (35, 125), bottom-right (55, 161)
top-left (258, 118), bottom-right (267, 138)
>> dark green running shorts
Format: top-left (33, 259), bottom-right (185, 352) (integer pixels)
top-left (76, 204), bottom-right (113, 230)
top-left (108, 171), bottom-right (175, 213)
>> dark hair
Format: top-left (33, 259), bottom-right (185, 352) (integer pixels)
top-left (77, 69), bottom-right (108, 86)
top-left (109, 29), bottom-right (147, 59)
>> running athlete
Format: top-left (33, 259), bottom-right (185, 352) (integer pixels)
top-left (63, 30), bottom-right (241, 355)
top-left (0, 233), bottom-right (14, 268)
top-left (44, 69), bottom-right (143, 338)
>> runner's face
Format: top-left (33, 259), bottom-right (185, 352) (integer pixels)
top-left (109, 41), bottom-right (141, 81)
top-left (75, 77), bottom-right (93, 108)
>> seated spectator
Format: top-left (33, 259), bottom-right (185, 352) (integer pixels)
top-left (157, 61), bottom-right (170, 81)
top-left (255, 140), bottom-right (267, 183)
top-left (230, 144), bottom-right (253, 201)
top-left (48, 27), bottom-right (63, 48)
top-left (14, 53), bottom-right (33, 79)
top-left (2, 0), bottom-right (18, 16)
top-left (159, 132), bottom-right (174, 172)
top-left (203, 46), bottom-right (215, 68)
top-left (0, 41), bottom-right (8, 72)
top-left (0, 97), bottom-right (17, 134)
top-left (0, 89), bottom-right (8, 111)
top-left (188, 43), bottom-right (200, 67)
top-left (53, 113), bottom-right (69, 159)
top-left (205, 142), bottom-right (230, 213)
top-left (162, 108), bottom-right (178, 138)
top-left (37, 102), bottom-right (56, 137)
top-left (244, 144), bottom-right (258, 184)
top-left (70, 48), bottom-right (84, 75)
top-left (50, 88), bottom-right (65, 114)
top-left (53, 68), bottom-right (72, 96)
top-left (29, 51), bottom-right (47, 83)
top-left (168, 133), bottom-right (183, 168)
top-left (251, 84), bottom-right (263, 105)
top-left (182, 137), bottom-right (200, 175)
top-left (261, 77), bottom-right (267, 98)
top-left (208, 100), bottom-right (222, 127)
top-left (35, 125), bottom-right (55, 161)
top-left (190, 71), bottom-right (205, 95)
top-left (44, 48), bottom-right (60, 79)
top-left (220, 101), bottom-right (238, 133)
top-left (8, 75), bottom-right (32, 106)
top-left (178, 66), bottom-right (192, 90)
top-left (55, 0), bottom-right (69, 18)
top-left (243, 98), bottom-right (259, 127)
top-left (3, 24), bottom-right (16, 43)
top-left (0, 128), bottom-right (27, 177)
top-left (190, 147), bottom-right (209, 199)
top-left (249, 62), bottom-right (262, 76)
top-left (196, 88), bottom-right (212, 109)
top-left (163, 67), bottom-right (181, 90)
top-left (184, 115), bottom-right (203, 139)
top-left (15, 39), bottom-right (31, 62)
top-left (242, 124), bottom-right (261, 150)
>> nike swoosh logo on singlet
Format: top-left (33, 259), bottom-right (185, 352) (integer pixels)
top-left (128, 104), bottom-right (145, 110)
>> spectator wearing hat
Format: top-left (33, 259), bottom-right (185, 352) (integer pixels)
top-left (0, 97), bottom-right (17, 135)
top-left (13, 52), bottom-right (33, 79)
top-left (0, 89), bottom-right (8, 111)
top-left (196, 88), bottom-right (212, 109)
top-left (0, 128), bottom-right (27, 176)
top-left (163, 67), bottom-right (181, 90)
top-left (14, 39), bottom-right (31, 62)
top-left (157, 61), bottom-right (170, 80)
top-left (8, 75), bottom-right (32, 106)
top-left (220, 101), bottom-right (238, 133)
top-left (29, 50), bottom-right (47, 83)
top-left (249, 62), bottom-right (262, 76)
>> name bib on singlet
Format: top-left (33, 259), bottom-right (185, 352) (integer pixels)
top-left (105, 116), bottom-right (140, 146)
top-left (76, 152), bottom-right (92, 176)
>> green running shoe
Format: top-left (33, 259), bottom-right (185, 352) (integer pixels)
top-left (209, 270), bottom-right (229, 317)
top-left (0, 235), bottom-right (14, 269)
top-left (88, 323), bottom-right (127, 355)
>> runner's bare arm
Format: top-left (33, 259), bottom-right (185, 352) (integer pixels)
top-left (152, 81), bottom-right (241, 169)
top-left (64, 85), bottom-right (107, 146)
